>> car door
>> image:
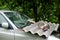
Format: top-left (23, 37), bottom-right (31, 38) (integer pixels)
top-left (0, 13), bottom-right (14, 40)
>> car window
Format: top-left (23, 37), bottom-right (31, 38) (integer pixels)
top-left (4, 12), bottom-right (31, 28)
top-left (0, 13), bottom-right (13, 29)
top-left (0, 14), bottom-right (7, 24)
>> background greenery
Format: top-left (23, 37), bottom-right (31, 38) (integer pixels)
top-left (0, 0), bottom-right (60, 32)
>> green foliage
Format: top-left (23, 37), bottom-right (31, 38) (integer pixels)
top-left (0, 0), bottom-right (60, 23)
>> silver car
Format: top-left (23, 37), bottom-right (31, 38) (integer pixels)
top-left (0, 10), bottom-right (47, 40)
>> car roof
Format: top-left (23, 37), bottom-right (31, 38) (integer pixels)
top-left (0, 10), bottom-right (15, 12)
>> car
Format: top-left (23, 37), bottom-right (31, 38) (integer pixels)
top-left (0, 10), bottom-right (47, 40)
top-left (0, 10), bottom-right (60, 40)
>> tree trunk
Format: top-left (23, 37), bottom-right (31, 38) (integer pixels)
top-left (33, 2), bottom-right (38, 22)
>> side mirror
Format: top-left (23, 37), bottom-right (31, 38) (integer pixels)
top-left (2, 22), bottom-right (9, 29)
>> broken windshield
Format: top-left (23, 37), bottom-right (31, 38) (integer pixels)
top-left (4, 12), bottom-right (31, 28)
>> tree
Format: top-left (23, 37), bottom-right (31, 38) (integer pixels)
top-left (0, 0), bottom-right (60, 23)
top-left (16, 0), bottom-right (40, 22)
